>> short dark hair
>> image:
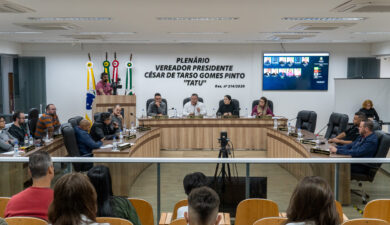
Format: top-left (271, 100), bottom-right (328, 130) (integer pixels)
top-left (46, 104), bottom-right (54, 112)
top-left (191, 93), bottom-right (198, 98)
top-left (100, 112), bottom-right (111, 122)
top-left (183, 172), bottom-right (207, 195)
top-left (29, 151), bottom-right (52, 179)
top-left (12, 111), bottom-right (23, 122)
top-left (224, 95), bottom-right (231, 101)
top-left (155, 93), bottom-right (161, 97)
top-left (0, 116), bottom-right (6, 121)
top-left (362, 119), bottom-right (374, 131)
top-left (188, 187), bottom-right (220, 225)
top-left (355, 111), bottom-right (367, 120)
top-left (101, 72), bottom-right (108, 79)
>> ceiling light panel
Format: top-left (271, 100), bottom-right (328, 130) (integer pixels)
top-left (28, 17), bottom-right (111, 21)
top-left (168, 32), bottom-right (227, 35)
top-left (282, 17), bottom-right (366, 21)
top-left (157, 17), bottom-right (239, 21)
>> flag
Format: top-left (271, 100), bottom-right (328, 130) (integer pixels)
top-left (86, 60), bottom-right (96, 123)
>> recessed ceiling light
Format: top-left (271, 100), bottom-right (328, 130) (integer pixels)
top-left (79, 32), bottom-right (136, 35)
top-left (0, 31), bottom-right (42, 34)
top-left (157, 17), bottom-right (239, 21)
top-left (352, 31), bottom-right (390, 35)
top-left (282, 17), bottom-right (366, 21)
top-left (28, 17), bottom-right (111, 21)
top-left (168, 32), bottom-right (227, 35)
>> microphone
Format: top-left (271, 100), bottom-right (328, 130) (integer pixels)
top-left (316, 123), bottom-right (329, 136)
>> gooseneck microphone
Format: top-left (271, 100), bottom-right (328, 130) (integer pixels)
top-left (316, 123), bottom-right (330, 136)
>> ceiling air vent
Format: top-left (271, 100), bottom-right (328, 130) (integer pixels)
top-left (14, 23), bottom-right (79, 30)
top-left (272, 34), bottom-right (316, 41)
top-left (290, 23), bottom-right (355, 31)
top-left (63, 35), bottom-right (104, 40)
top-left (0, 0), bottom-right (34, 13)
top-left (332, 0), bottom-right (390, 12)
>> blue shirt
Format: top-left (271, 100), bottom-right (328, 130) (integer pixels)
top-left (74, 126), bottom-right (103, 156)
top-left (336, 132), bottom-right (378, 157)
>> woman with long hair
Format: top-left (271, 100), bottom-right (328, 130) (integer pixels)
top-left (87, 165), bottom-right (141, 225)
top-left (251, 96), bottom-right (274, 117)
top-left (216, 95), bottom-right (239, 116)
top-left (48, 173), bottom-right (108, 225)
top-left (285, 176), bottom-right (339, 225)
top-left (359, 99), bottom-right (380, 121)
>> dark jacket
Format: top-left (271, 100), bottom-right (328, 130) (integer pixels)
top-left (90, 121), bottom-right (118, 142)
top-left (217, 103), bottom-right (239, 116)
top-left (74, 126), bottom-right (103, 156)
top-left (337, 132), bottom-right (378, 157)
top-left (359, 108), bottom-right (380, 121)
top-left (8, 124), bottom-right (27, 145)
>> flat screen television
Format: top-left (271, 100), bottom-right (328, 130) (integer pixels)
top-left (263, 53), bottom-right (329, 90)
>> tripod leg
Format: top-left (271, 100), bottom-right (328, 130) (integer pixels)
top-left (214, 150), bottom-right (223, 178)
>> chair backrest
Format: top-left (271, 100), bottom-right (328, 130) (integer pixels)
top-left (251, 99), bottom-right (274, 113)
top-left (183, 97), bottom-right (204, 106)
top-left (364, 131), bottom-right (390, 181)
top-left (363, 199), bottom-right (390, 223)
top-left (61, 123), bottom-right (80, 157)
top-left (235, 199), bottom-right (279, 225)
top-left (28, 108), bottom-right (39, 137)
top-left (96, 217), bottom-right (133, 225)
top-left (253, 217), bottom-right (287, 225)
top-left (28, 108), bottom-right (39, 120)
top-left (5, 217), bottom-right (48, 225)
top-left (335, 200), bottom-right (344, 223)
top-left (325, 113), bottom-right (349, 139)
top-left (170, 218), bottom-right (187, 225)
top-left (342, 218), bottom-right (390, 225)
top-left (219, 99), bottom-right (240, 116)
top-left (68, 116), bottom-right (84, 128)
top-left (172, 199), bottom-right (188, 220)
top-left (0, 197), bottom-right (10, 218)
top-left (128, 198), bottom-right (154, 225)
top-left (146, 98), bottom-right (168, 114)
top-left (296, 110), bottom-right (317, 133)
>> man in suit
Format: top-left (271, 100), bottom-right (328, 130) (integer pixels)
top-left (90, 112), bottom-right (119, 142)
top-left (74, 119), bottom-right (103, 156)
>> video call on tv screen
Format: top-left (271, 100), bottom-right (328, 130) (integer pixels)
top-left (262, 53), bottom-right (329, 91)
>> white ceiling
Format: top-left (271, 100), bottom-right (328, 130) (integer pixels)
top-left (0, 0), bottom-right (390, 44)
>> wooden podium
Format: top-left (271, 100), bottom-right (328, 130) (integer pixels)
top-left (92, 95), bottom-right (136, 128)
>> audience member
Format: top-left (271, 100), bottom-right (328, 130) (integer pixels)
top-left (184, 187), bottom-right (221, 225)
top-left (87, 165), bottom-right (141, 225)
top-left (0, 116), bottom-right (15, 152)
top-left (34, 104), bottom-right (61, 139)
top-left (285, 176), bottom-right (339, 225)
top-left (251, 96), bottom-right (274, 117)
top-left (5, 151), bottom-right (54, 221)
top-left (111, 105), bottom-right (124, 130)
top-left (177, 172), bottom-right (208, 219)
top-left (183, 94), bottom-right (206, 117)
top-left (359, 99), bottom-right (380, 121)
top-left (147, 93), bottom-right (167, 116)
top-left (0, 218), bottom-right (7, 225)
top-left (96, 72), bottom-right (112, 95)
top-left (74, 119), bottom-right (103, 156)
top-left (8, 112), bottom-right (27, 145)
top-left (90, 112), bottom-right (118, 142)
top-left (328, 112), bottom-right (366, 145)
top-left (48, 173), bottom-right (108, 225)
top-left (216, 95), bottom-right (238, 116)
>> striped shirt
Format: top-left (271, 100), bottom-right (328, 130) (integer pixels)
top-left (34, 113), bottom-right (61, 139)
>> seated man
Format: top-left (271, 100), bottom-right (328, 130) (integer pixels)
top-left (5, 151), bottom-right (54, 221)
top-left (147, 93), bottom-right (167, 116)
top-left (111, 104), bottom-right (124, 130)
top-left (0, 116), bottom-right (16, 152)
top-left (90, 112), bottom-right (119, 142)
top-left (34, 104), bottom-right (61, 139)
top-left (183, 94), bottom-right (206, 117)
top-left (328, 112), bottom-right (366, 145)
top-left (8, 112), bottom-right (27, 145)
top-left (184, 187), bottom-right (221, 225)
top-left (177, 172), bottom-right (207, 219)
top-left (74, 119), bottom-right (103, 156)
top-left (96, 72), bottom-right (112, 95)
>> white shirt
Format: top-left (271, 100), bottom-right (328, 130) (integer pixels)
top-left (183, 101), bottom-right (206, 116)
top-left (176, 206), bottom-right (188, 219)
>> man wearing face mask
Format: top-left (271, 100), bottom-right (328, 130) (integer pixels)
top-left (8, 111), bottom-right (28, 145)
top-left (34, 104), bottom-right (61, 140)
top-left (0, 116), bottom-right (16, 152)
top-left (96, 72), bottom-right (112, 95)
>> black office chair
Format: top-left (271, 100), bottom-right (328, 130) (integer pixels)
top-left (94, 112), bottom-right (102, 122)
top-left (351, 131), bottom-right (390, 204)
top-left (183, 97), bottom-right (204, 106)
top-left (251, 99), bottom-right (274, 114)
top-left (68, 116), bottom-right (84, 128)
top-left (146, 98), bottom-right (168, 115)
top-left (61, 123), bottom-right (92, 172)
top-left (372, 120), bottom-right (382, 131)
top-left (28, 108), bottom-right (39, 138)
top-left (218, 99), bottom-right (240, 116)
top-left (296, 110), bottom-right (317, 133)
top-left (324, 113), bottom-right (349, 139)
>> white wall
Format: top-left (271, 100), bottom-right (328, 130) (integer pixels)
top-left (0, 40), bottom-right (21, 55)
top-left (380, 57), bottom-right (390, 78)
top-left (21, 43), bottom-right (371, 132)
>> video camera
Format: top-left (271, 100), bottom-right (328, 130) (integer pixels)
top-left (218, 131), bottom-right (229, 149)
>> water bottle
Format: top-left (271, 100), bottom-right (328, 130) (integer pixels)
top-left (287, 122), bottom-right (292, 134)
top-left (123, 124), bottom-right (127, 135)
top-left (24, 134), bottom-right (29, 146)
top-left (273, 119), bottom-right (278, 130)
top-left (131, 122), bottom-right (135, 135)
top-left (245, 108), bottom-right (250, 118)
top-left (212, 108), bottom-right (216, 118)
top-left (297, 128), bottom-right (303, 140)
top-left (112, 137), bottom-right (118, 151)
top-left (141, 108), bottom-right (145, 118)
top-left (119, 130), bottom-right (123, 143)
top-left (13, 141), bottom-right (19, 157)
top-left (29, 135), bottom-right (34, 146)
top-left (315, 134), bottom-right (320, 148)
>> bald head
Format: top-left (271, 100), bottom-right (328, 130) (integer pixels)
top-left (79, 119), bottom-right (91, 131)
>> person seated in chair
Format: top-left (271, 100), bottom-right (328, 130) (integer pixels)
top-left (8, 111), bottom-right (28, 145)
top-left (328, 112), bottom-right (366, 145)
top-left (359, 99), bottom-right (380, 122)
top-left (75, 119), bottom-right (103, 156)
top-left (183, 94), bottom-right (206, 117)
top-left (251, 96), bottom-right (274, 117)
top-left (0, 116), bottom-right (16, 152)
top-left (111, 104), bottom-right (124, 130)
top-left (90, 112), bottom-right (119, 142)
top-left (34, 104), bottom-right (61, 140)
top-left (216, 95), bottom-right (238, 117)
top-left (147, 93), bottom-right (167, 116)
top-left (96, 72), bottom-right (112, 96)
